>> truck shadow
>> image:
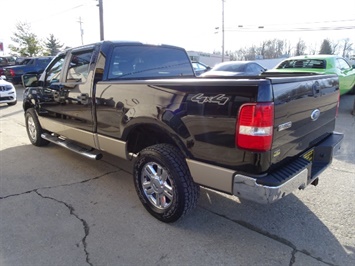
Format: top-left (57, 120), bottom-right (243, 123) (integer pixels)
top-left (176, 186), bottom-right (354, 266)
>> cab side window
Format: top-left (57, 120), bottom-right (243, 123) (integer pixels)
top-left (66, 51), bottom-right (93, 83)
top-left (45, 55), bottom-right (65, 86)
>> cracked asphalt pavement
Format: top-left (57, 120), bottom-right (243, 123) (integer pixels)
top-left (1, 86), bottom-right (354, 266)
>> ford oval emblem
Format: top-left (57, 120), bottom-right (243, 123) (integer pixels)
top-left (311, 109), bottom-right (321, 121)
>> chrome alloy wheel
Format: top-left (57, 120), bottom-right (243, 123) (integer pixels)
top-left (27, 116), bottom-right (37, 141)
top-left (141, 162), bottom-right (174, 210)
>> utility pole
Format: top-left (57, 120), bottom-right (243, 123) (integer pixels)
top-left (222, 0), bottom-right (225, 62)
top-left (77, 17), bottom-right (84, 45)
top-left (98, 0), bottom-right (104, 40)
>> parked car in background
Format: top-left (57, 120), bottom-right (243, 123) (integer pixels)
top-left (0, 58), bottom-right (7, 76)
top-left (0, 56), bottom-right (16, 66)
top-left (0, 56), bottom-right (17, 76)
top-left (191, 61), bottom-right (211, 76)
top-left (0, 75), bottom-right (17, 106)
top-left (4, 56), bottom-right (53, 84)
top-left (200, 61), bottom-right (266, 77)
top-left (266, 55), bottom-right (355, 95)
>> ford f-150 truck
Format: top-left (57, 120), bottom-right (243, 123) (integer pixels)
top-left (22, 41), bottom-right (343, 222)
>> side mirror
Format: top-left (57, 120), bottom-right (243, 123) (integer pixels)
top-left (0, 75), bottom-right (6, 80)
top-left (22, 73), bottom-right (39, 87)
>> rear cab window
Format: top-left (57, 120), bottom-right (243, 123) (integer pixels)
top-left (107, 45), bottom-right (194, 80)
top-left (278, 59), bottom-right (326, 69)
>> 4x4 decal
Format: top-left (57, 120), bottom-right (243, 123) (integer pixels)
top-left (190, 93), bottom-right (229, 105)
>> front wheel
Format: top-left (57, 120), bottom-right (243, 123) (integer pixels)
top-left (25, 108), bottom-right (49, 146)
top-left (133, 144), bottom-right (200, 223)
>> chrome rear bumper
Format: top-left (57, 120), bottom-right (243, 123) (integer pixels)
top-left (233, 169), bottom-right (308, 204)
top-left (233, 132), bottom-right (343, 204)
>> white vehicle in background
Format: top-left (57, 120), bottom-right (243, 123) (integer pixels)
top-left (0, 75), bottom-right (17, 106)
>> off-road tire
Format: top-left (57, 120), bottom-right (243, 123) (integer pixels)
top-left (133, 144), bottom-right (200, 223)
top-left (25, 108), bottom-right (50, 146)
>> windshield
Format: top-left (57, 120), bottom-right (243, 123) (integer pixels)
top-left (213, 63), bottom-right (245, 72)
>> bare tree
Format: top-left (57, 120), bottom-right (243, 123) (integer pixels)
top-left (307, 42), bottom-right (318, 55)
top-left (259, 41), bottom-right (266, 59)
top-left (234, 48), bottom-right (248, 60)
top-left (215, 37), bottom-right (353, 61)
top-left (295, 39), bottom-right (306, 56)
top-left (245, 46), bottom-right (258, 60)
top-left (330, 40), bottom-right (340, 55)
top-left (261, 39), bottom-right (283, 59)
top-left (284, 40), bottom-right (292, 57)
top-left (341, 38), bottom-right (353, 58)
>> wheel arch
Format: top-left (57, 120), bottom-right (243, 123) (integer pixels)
top-left (22, 87), bottom-right (38, 112)
top-left (22, 99), bottom-right (33, 112)
top-left (124, 123), bottom-right (191, 158)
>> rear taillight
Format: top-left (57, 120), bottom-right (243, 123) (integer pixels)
top-left (236, 102), bottom-right (274, 152)
top-left (8, 69), bottom-right (15, 77)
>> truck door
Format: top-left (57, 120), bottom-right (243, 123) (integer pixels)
top-left (37, 47), bottom-right (97, 146)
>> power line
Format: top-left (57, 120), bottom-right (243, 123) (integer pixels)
top-left (225, 26), bottom-right (355, 32)
top-left (232, 18), bottom-right (355, 28)
top-left (30, 5), bottom-right (86, 24)
top-left (225, 18), bottom-right (355, 33)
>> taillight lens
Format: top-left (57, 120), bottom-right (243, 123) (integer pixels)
top-left (9, 69), bottom-right (15, 77)
top-left (236, 102), bottom-right (274, 152)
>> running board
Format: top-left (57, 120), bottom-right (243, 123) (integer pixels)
top-left (41, 133), bottom-right (103, 160)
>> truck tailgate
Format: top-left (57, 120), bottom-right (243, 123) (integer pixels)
top-left (269, 74), bottom-right (339, 167)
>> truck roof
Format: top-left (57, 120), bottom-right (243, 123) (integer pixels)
top-left (66, 40), bottom-right (187, 54)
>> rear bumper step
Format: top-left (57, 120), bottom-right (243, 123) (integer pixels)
top-left (233, 132), bottom-right (343, 204)
top-left (41, 133), bottom-right (103, 160)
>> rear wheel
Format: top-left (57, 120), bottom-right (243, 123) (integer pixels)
top-left (25, 108), bottom-right (49, 146)
top-left (133, 144), bottom-right (200, 223)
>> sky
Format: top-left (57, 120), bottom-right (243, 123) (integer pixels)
top-left (1, 0), bottom-right (354, 55)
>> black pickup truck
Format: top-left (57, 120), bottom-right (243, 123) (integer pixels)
top-left (22, 41), bottom-right (343, 222)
